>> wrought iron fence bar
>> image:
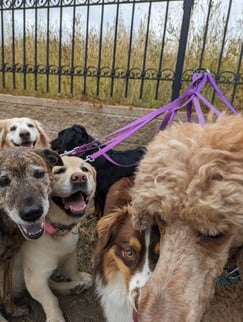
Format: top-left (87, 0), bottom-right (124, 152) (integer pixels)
top-left (11, 6), bottom-right (16, 89)
top-left (83, 2), bottom-right (90, 96)
top-left (198, 0), bottom-right (212, 69)
top-left (231, 42), bottom-right (243, 104)
top-left (23, 2), bottom-right (27, 90)
top-left (58, 4), bottom-right (63, 93)
top-left (171, 0), bottom-right (194, 101)
top-left (110, 1), bottom-right (120, 97)
top-left (211, 0), bottom-right (232, 104)
top-left (155, 0), bottom-right (169, 100)
top-left (70, 3), bottom-right (76, 95)
top-left (139, 0), bottom-right (152, 99)
top-left (96, 1), bottom-right (104, 97)
top-left (125, 0), bottom-right (135, 98)
top-left (34, 3), bottom-right (38, 91)
top-left (46, 5), bottom-right (50, 92)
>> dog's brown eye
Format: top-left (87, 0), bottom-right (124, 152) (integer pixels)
top-left (33, 169), bottom-right (45, 179)
top-left (10, 126), bottom-right (16, 131)
top-left (81, 166), bottom-right (88, 172)
top-left (28, 123), bottom-right (34, 128)
top-left (122, 248), bottom-right (136, 261)
top-left (0, 175), bottom-right (11, 187)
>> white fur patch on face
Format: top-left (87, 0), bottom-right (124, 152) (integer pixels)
top-left (128, 230), bottom-right (152, 308)
top-left (6, 118), bottom-right (40, 148)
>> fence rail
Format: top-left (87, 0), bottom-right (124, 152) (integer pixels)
top-left (0, 0), bottom-right (242, 109)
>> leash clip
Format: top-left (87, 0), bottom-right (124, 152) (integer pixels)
top-left (192, 67), bottom-right (210, 75)
top-left (84, 155), bottom-right (95, 162)
top-left (60, 147), bottom-right (78, 156)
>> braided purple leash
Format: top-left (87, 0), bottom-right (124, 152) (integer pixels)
top-left (65, 71), bottom-right (237, 166)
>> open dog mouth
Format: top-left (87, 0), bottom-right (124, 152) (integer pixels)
top-left (18, 218), bottom-right (45, 240)
top-left (62, 190), bottom-right (89, 217)
top-left (13, 140), bottom-right (36, 148)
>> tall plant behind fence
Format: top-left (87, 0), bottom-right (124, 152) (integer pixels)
top-left (0, 0), bottom-right (242, 109)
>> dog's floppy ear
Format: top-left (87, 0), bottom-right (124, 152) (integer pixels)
top-left (72, 124), bottom-right (87, 133)
top-left (72, 124), bottom-right (94, 143)
top-left (35, 149), bottom-right (64, 168)
top-left (0, 119), bottom-right (8, 148)
top-left (33, 120), bottom-right (50, 148)
top-left (96, 207), bottom-right (129, 252)
top-left (184, 149), bottom-right (243, 231)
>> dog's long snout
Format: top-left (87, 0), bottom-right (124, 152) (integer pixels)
top-left (20, 203), bottom-right (43, 222)
top-left (71, 172), bottom-right (87, 183)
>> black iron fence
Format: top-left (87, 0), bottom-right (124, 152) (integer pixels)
top-left (0, 0), bottom-right (242, 109)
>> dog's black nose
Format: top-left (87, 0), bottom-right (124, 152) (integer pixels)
top-left (20, 203), bottom-right (43, 222)
top-left (19, 131), bottom-right (30, 139)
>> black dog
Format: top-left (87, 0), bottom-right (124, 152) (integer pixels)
top-left (50, 124), bottom-right (146, 216)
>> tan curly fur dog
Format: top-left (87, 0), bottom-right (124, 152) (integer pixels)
top-left (130, 114), bottom-right (243, 322)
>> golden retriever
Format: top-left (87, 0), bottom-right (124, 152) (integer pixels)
top-left (0, 117), bottom-right (50, 149)
top-left (13, 156), bottom-right (96, 322)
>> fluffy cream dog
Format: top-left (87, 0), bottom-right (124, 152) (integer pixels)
top-left (130, 114), bottom-right (243, 322)
top-left (0, 117), bottom-right (50, 149)
top-left (14, 156), bottom-right (96, 322)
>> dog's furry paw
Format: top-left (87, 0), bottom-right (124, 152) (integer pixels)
top-left (70, 272), bottom-right (93, 295)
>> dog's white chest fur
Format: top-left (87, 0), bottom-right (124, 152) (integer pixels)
top-left (96, 272), bottom-right (133, 322)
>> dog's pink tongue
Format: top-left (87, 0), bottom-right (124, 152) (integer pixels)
top-left (133, 310), bottom-right (138, 322)
top-left (21, 142), bottom-right (34, 148)
top-left (63, 195), bottom-right (86, 213)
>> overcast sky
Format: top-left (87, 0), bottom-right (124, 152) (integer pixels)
top-left (1, 0), bottom-right (242, 41)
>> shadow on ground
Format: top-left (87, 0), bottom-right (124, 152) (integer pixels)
top-left (9, 287), bottom-right (106, 322)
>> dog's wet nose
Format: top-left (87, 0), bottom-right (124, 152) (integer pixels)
top-left (20, 203), bottom-right (43, 222)
top-left (19, 131), bottom-right (30, 139)
top-left (71, 172), bottom-right (87, 183)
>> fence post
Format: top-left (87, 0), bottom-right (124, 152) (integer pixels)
top-left (171, 0), bottom-right (194, 101)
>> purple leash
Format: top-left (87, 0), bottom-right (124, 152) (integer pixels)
top-left (64, 71), bottom-right (237, 166)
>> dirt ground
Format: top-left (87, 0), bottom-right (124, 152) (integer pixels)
top-left (8, 213), bottom-right (107, 322)
top-left (10, 288), bottom-right (106, 322)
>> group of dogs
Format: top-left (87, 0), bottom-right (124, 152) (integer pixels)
top-left (0, 114), bottom-right (243, 322)
top-left (0, 117), bottom-right (152, 322)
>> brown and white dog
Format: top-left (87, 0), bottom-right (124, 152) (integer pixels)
top-left (13, 156), bottom-right (96, 322)
top-left (94, 177), bottom-right (160, 322)
top-left (0, 147), bottom-right (62, 321)
top-left (0, 117), bottom-right (50, 149)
